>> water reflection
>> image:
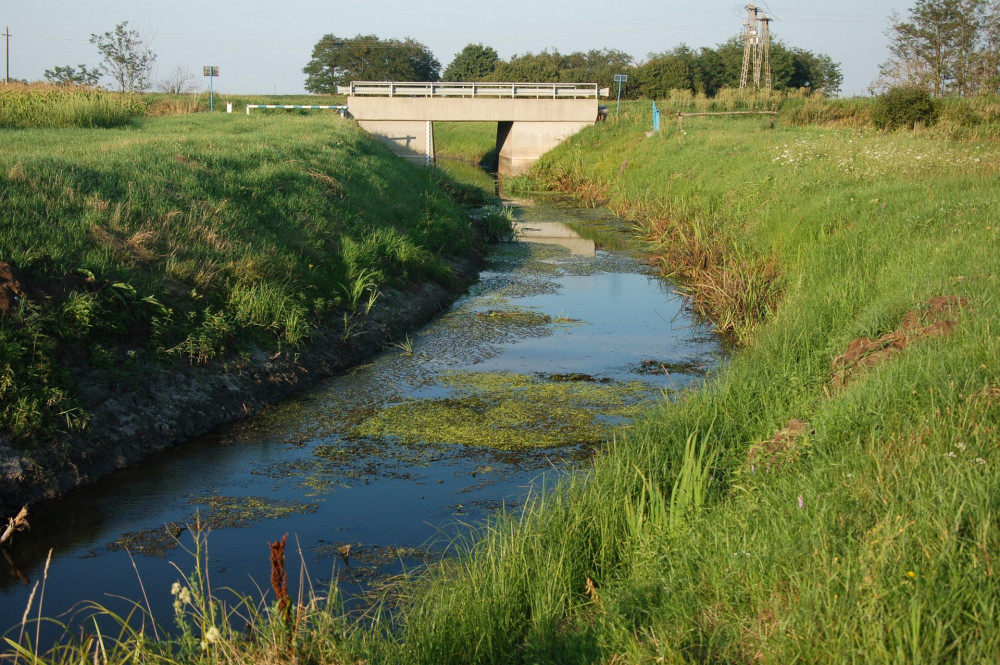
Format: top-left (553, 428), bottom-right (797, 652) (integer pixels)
top-left (0, 197), bottom-right (720, 644)
top-left (516, 221), bottom-right (596, 256)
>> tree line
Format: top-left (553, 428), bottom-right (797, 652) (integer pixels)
top-left (303, 36), bottom-right (843, 98)
top-left (875, 0), bottom-right (1000, 96)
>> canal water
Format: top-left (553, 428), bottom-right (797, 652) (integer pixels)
top-left (0, 183), bottom-right (719, 644)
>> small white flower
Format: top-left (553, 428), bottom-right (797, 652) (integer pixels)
top-left (955, 442), bottom-right (967, 450)
top-left (945, 451), bottom-right (957, 459)
top-left (171, 581), bottom-right (181, 596)
top-left (204, 626), bottom-right (221, 644)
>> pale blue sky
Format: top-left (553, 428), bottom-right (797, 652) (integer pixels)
top-left (5, 1), bottom-right (905, 96)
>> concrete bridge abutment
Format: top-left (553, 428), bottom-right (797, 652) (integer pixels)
top-left (346, 93), bottom-right (601, 175)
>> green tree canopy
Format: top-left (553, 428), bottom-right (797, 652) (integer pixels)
top-left (443, 43), bottom-right (500, 81)
top-left (874, 0), bottom-right (999, 96)
top-left (634, 46), bottom-right (698, 98)
top-left (44, 64), bottom-right (102, 87)
top-left (303, 34), bottom-right (441, 93)
top-left (90, 21), bottom-right (156, 93)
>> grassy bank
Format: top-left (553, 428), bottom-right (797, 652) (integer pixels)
top-left (0, 112), bottom-right (480, 446)
top-left (434, 122), bottom-right (500, 168)
top-left (6, 98), bottom-right (999, 662)
top-left (360, 101), bottom-right (1000, 662)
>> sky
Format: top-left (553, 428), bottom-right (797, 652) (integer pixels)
top-left (4, 1), bottom-right (908, 97)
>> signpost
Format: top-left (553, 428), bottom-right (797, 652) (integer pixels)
top-left (614, 74), bottom-right (627, 116)
top-left (203, 66), bottom-right (219, 111)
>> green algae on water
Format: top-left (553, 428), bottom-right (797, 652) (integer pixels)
top-left (353, 370), bottom-right (655, 451)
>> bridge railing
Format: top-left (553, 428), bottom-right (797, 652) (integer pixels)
top-left (337, 81), bottom-right (608, 99)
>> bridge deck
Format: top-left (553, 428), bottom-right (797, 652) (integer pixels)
top-left (338, 81), bottom-right (609, 99)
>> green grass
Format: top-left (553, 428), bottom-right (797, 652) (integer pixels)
top-left (358, 99), bottom-right (1000, 662)
top-left (434, 122), bottom-right (498, 167)
top-left (0, 83), bottom-right (147, 128)
top-left (7, 97), bottom-right (1000, 663)
top-left (0, 112), bottom-right (479, 444)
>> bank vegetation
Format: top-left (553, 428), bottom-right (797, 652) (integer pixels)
top-left (4, 92), bottom-right (1000, 663)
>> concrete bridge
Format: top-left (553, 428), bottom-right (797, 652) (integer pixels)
top-left (337, 81), bottom-right (609, 174)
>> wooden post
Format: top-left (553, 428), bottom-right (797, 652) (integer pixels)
top-left (678, 110), bottom-right (683, 131)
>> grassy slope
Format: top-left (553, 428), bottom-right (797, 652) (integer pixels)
top-left (0, 113), bottom-right (477, 445)
top-left (434, 122), bottom-right (499, 166)
top-left (7, 101), bottom-right (999, 664)
top-left (362, 104), bottom-right (1000, 662)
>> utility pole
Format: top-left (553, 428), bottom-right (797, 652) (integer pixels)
top-left (3, 27), bottom-right (10, 84)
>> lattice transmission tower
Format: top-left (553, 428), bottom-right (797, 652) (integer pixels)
top-left (739, 4), bottom-right (758, 90)
top-left (740, 4), bottom-right (772, 91)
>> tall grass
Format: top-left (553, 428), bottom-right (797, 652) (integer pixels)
top-left (0, 83), bottom-right (146, 128)
top-left (355, 99), bottom-right (1000, 662)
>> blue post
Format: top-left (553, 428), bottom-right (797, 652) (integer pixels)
top-left (616, 79), bottom-right (622, 116)
top-left (652, 102), bottom-right (660, 133)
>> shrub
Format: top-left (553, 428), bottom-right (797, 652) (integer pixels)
top-left (871, 86), bottom-right (938, 130)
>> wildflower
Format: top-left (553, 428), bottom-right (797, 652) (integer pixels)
top-left (205, 626), bottom-right (221, 643)
top-left (171, 581), bottom-right (181, 596)
top-left (955, 442), bottom-right (966, 450)
top-left (797, 495), bottom-right (804, 510)
top-left (907, 571), bottom-right (916, 578)
top-left (178, 586), bottom-right (192, 605)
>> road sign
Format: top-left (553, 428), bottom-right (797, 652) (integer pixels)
top-left (614, 74), bottom-right (628, 115)
top-left (204, 66), bottom-right (219, 111)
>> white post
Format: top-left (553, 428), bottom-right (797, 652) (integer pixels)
top-left (226, 102), bottom-right (233, 113)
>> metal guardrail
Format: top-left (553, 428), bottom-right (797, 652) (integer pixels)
top-left (337, 81), bottom-right (609, 99)
top-left (246, 104), bottom-right (348, 116)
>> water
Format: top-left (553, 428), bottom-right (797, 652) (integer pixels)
top-left (0, 193), bottom-right (719, 644)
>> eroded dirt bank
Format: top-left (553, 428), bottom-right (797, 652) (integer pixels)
top-left (0, 254), bottom-right (481, 515)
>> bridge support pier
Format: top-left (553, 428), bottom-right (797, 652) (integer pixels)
top-left (347, 93), bottom-right (600, 174)
top-left (355, 120), bottom-right (435, 166)
top-left (495, 120), bottom-right (593, 175)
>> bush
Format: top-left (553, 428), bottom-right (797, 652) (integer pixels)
top-left (871, 86), bottom-right (938, 130)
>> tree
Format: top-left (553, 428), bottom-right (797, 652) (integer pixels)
top-left (874, 0), bottom-right (990, 96)
top-left (443, 43), bottom-right (499, 81)
top-left (560, 49), bottom-right (635, 91)
top-left (785, 50), bottom-right (843, 95)
top-left (90, 21), bottom-right (156, 93)
top-left (635, 46), bottom-right (698, 98)
top-left (303, 34), bottom-right (440, 93)
top-left (488, 50), bottom-right (562, 82)
top-left (44, 64), bottom-right (101, 87)
top-left (157, 65), bottom-right (199, 94)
